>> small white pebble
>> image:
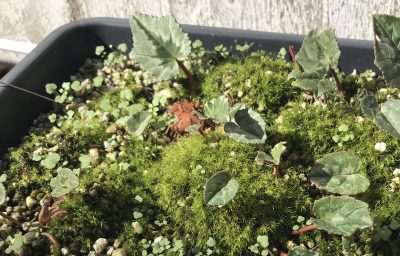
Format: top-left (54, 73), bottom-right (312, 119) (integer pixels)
top-left (229, 151), bottom-right (236, 156)
top-left (374, 142), bottom-right (387, 152)
top-left (393, 168), bottom-right (400, 176)
top-left (154, 236), bottom-right (163, 243)
top-left (356, 116), bottom-right (364, 123)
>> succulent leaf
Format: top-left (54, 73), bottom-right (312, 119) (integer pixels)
top-left (204, 96), bottom-right (230, 123)
top-left (204, 171), bottom-right (239, 206)
top-left (224, 108), bottom-right (266, 144)
top-left (130, 13), bottom-right (191, 81)
top-left (373, 14), bottom-right (400, 87)
top-left (126, 111), bottom-right (152, 136)
top-left (288, 246), bottom-right (319, 256)
top-left (50, 168), bottom-right (80, 197)
top-left (310, 152), bottom-right (369, 195)
top-left (312, 196), bottom-right (373, 236)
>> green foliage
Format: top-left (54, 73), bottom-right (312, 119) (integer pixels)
top-left (79, 154), bottom-right (92, 169)
top-left (145, 133), bottom-right (311, 255)
top-left (45, 83), bottom-right (57, 94)
top-left (202, 52), bottom-right (297, 114)
top-left (255, 142), bottom-right (286, 166)
top-left (224, 108), bottom-right (266, 144)
top-left (312, 196), bottom-right (373, 236)
top-left (95, 45), bottom-right (105, 56)
top-left (204, 96), bottom-right (230, 123)
top-left (126, 111), bottom-right (152, 136)
top-left (204, 171), bottom-right (239, 206)
top-left (5, 233), bottom-right (24, 254)
top-left (373, 14), bottom-right (400, 87)
top-left (50, 168), bottom-right (80, 197)
top-left (290, 29), bottom-right (340, 95)
top-left (288, 246), bottom-right (319, 256)
top-left (309, 152), bottom-right (370, 195)
top-left (365, 98), bottom-right (400, 139)
top-left (361, 95), bottom-right (379, 118)
top-left (0, 183), bottom-right (5, 205)
top-left (130, 12), bottom-right (191, 81)
top-left (40, 152), bottom-right (60, 169)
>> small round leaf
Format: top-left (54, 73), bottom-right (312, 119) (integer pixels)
top-left (288, 246), bottom-right (319, 256)
top-left (50, 168), bottom-right (80, 197)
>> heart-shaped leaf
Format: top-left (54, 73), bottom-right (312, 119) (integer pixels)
top-left (255, 151), bottom-right (274, 166)
top-left (204, 96), bottom-right (230, 123)
top-left (312, 196), bottom-right (373, 236)
top-left (130, 13), bottom-right (191, 81)
top-left (288, 246), bottom-right (319, 256)
top-left (50, 168), bottom-right (80, 197)
top-left (373, 14), bottom-right (400, 87)
top-left (204, 171), bottom-right (239, 206)
top-left (373, 99), bottom-right (400, 139)
top-left (126, 111), bottom-right (152, 136)
top-left (289, 70), bottom-right (335, 96)
top-left (296, 29), bottom-right (340, 73)
top-left (310, 152), bottom-right (369, 195)
top-left (224, 108), bottom-right (266, 144)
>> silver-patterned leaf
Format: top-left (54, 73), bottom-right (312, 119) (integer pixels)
top-left (312, 196), bottom-right (373, 236)
top-left (204, 96), bottom-right (230, 123)
top-left (288, 246), bottom-right (319, 256)
top-left (204, 171), bottom-right (239, 206)
top-left (126, 111), bottom-right (152, 136)
top-left (310, 152), bottom-right (369, 195)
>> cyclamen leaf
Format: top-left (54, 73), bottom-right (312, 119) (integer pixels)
top-left (312, 196), bottom-right (373, 236)
top-left (204, 96), bottom-right (230, 123)
top-left (255, 151), bottom-right (273, 166)
top-left (361, 95), bottom-right (379, 118)
top-left (310, 152), bottom-right (369, 195)
top-left (289, 70), bottom-right (335, 96)
top-left (296, 29), bottom-right (340, 73)
top-left (130, 13), bottom-right (191, 81)
top-left (288, 246), bottom-right (319, 256)
top-left (204, 171), bottom-right (239, 206)
top-left (373, 99), bottom-right (400, 139)
top-left (270, 141), bottom-right (287, 165)
top-left (0, 183), bottom-right (5, 205)
top-left (126, 111), bottom-right (152, 136)
top-left (50, 168), bottom-right (80, 197)
top-left (224, 108), bottom-right (266, 144)
top-left (373, 14), bottom-right (400, 87)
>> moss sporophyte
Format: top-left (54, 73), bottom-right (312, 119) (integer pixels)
top-left (1, 12), bottom-right (400, 256)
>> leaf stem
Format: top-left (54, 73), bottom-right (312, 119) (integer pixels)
top-left (0, 212), bottom-right (23, 228)
top-left (41, 232), bottom-right (60, 248)
top-left (176, 59), bottom-right (197, 88)
top-left (291, 224), bottom-right (317, 235)
top-left (288, 45), bottom-right (301, 70)
top-left (329, 68), bottom-right (345, 97)
top-left (273, 164), bottom-right (280, 176)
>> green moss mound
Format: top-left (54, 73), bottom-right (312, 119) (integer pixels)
top-left (144, 132), bottom-right (312, 255)
top-left (270, 100), bottom-right (400, 255)
top-left (201, 53), bottom-right (298, 117)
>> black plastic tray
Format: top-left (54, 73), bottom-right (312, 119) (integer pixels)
top-left (0, 17), bottom-right (375, 155)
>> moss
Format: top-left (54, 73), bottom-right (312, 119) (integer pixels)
top-left (144, 132), bottom-right (312, 255)
top-left (201, 52), bottom-right (299, 119)
top-left (270, 100), bottom-right (400, 255)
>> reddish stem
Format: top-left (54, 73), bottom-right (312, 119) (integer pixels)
top-left (41, 232), bottom-right (60, 248)
top-left (0, 212), bottom-right (22, 228)
top-left (288, 45), bottom-right (301, 70)
top-left (329, 68), bottom-right (345, 97)
top-left (176, 59), bottom-right (197, 88)
top-left (291, 224), bottom-right (317, 235)
top-left (273, 164), bottom-right (280, 176)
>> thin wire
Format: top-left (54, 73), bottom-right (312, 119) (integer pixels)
top-left (0, 80), bottom-right (59, 104)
